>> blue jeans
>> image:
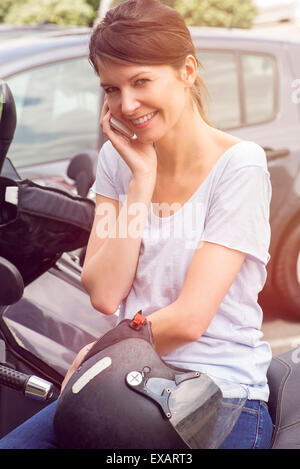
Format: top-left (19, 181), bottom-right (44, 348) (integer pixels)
top-left (219, 399), bottom-right (274, 449)
top-left (0, 399), bottom-right (273, 449)
top-left (0, 401), bottom-right (58, 449)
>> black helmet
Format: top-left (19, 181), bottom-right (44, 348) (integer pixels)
top-left (54, 312), bottom-right (245, 449)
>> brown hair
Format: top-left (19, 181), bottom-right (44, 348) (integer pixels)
top-left (89, 0), bottom-right (211, 125)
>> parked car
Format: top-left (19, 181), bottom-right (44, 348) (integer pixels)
top-left (191, 27), bottom-right (300, 318)
top-left (0, 26), bottom-right (299, 316)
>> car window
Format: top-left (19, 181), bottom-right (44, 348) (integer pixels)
top-left (197, 50), bottom-right (276, 130)
top-left (241, 53), bottom-right (276, 125)
top-left (6, 57), bottom-right (100, 168)
top-left (197, 51), bottom-right (240, 129)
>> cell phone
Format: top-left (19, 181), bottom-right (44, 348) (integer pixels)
top-left (110, 117), bottom-right (135, 139)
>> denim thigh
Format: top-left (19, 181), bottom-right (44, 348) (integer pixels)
top-left (0, 400), bottom-right (59, 449)
top-left (0, 398), bottom-right (274, 450)
top-left (219, 399), bottom-right (274, 449)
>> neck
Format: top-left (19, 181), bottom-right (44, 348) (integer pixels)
top-left (154, 106), bottom-right (215, 179)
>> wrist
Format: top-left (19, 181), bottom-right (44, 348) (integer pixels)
top-left (129, 174), bottom-right (156, 197)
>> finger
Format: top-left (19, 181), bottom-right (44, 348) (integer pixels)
top-left (60, 367), bottom-right (74, 394)
top-left (101, 108), bottom-right (113, 135)
top-left (100, 99), bottom-right (110, 127)
top-left (75, 341), bottom-right (95, 367)
top-left (60, 342), bottom-right (96, 394)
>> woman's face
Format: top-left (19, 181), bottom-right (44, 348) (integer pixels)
top-left (97, 59), bottom-right (192, 143)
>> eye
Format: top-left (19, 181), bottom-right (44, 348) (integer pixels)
top-left (104, 86), bottom-right (118, 94)
top-left (134, 78), bottom-right (149, 87)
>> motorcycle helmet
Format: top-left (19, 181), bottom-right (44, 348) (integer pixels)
top-left (54, 312), bottom-right (225, 449)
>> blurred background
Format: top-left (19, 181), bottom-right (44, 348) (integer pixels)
top-left (0, 0), bottom-right (300, 30)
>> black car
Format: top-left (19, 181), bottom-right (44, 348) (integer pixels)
top-left (0, 26), bottom-right (299, 317)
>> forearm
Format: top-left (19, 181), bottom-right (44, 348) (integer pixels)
top-left (147, 299), bottom-right (199, 356)
top-left (82, 178), bottom-right (154, 314)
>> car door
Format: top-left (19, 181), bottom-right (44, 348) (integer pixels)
top-left (194, 35), bottom-right (300, 315)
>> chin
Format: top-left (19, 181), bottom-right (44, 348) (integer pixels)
top-left (136, 129), bottom-right (166, 144)
top-left (135, 134), bottom-right (155, 144)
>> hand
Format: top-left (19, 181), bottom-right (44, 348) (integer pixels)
top-left (60, 341), bottom-right (96, 395)
top-left (100, 99), bottom-right (157, 184)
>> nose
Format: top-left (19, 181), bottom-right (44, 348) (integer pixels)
top-left (120, 89), bottom-right (140, 116)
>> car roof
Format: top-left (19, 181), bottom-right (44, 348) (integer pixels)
top-left (0, 23), bottom-right (90, 42)
top-left (190, 25), bottom-right (300, 45)
top-left (0, 32), bottom-right (92, 79)
top-left (1, 35), bottom-right (87, 58)
top-left (1, 23), bottom-right (299, 56)
top-left (0, 29), bottom-right (91, 65)
top-left (0, 24), bottom-right (299, 74)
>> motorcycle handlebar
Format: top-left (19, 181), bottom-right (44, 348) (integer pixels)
top-left (0, 364), bottom-right (57, 401)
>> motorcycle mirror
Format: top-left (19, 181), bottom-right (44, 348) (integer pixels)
top-left (0, 157), bottom-right (21, 180)
top-left (0, 256), bottom-right (24, 306)
top-left (67, 152), bottom-right (95, 198)
top-left (0, 81), bottom-right (17, 174)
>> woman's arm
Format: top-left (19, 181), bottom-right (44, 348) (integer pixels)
top-left (81, 99), bottom-right (158, 315)
top-left (147, 241), bottom-right (246, 355)
top-left (81, 177), bottom-right (154, 315)
top-left (62, 240), bottom-right (245, 393)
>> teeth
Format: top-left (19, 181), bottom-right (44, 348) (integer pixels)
top-left (132, 112), bottom-right (155, 125)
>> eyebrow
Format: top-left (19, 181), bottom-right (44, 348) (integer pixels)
top-left (100, 70), bottom-right (152, 88)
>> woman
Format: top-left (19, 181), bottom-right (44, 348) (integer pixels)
top-left (0, 0), bottom-right (274, 449)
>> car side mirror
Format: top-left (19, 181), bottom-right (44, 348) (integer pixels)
top-left (67, 152), bottom-right (96, 198)
top-left (0, 256), bottom-right (24, 306)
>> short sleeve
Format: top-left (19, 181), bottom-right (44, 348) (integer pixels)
top-left (90, 142), bottom-right (119, 200)
top-left (200, 165), bottom-right (272, 264)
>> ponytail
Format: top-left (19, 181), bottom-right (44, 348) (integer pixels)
top-left (191, 74), bottom-right (212, 126)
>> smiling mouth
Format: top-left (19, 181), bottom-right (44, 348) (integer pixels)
top-left (131, 111), bottom-right (157, 126)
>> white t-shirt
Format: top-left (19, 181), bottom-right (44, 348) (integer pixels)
top-left (91, 139), bottom-right (272, 401)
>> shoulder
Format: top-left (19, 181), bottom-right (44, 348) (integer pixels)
top-left (98, 140), bottom-right (129, 173)
top-left (95, 141), bottom-right (132, 197)
top-left (209, 128), bottom-right (268, 172)
top-left (210, 139), bottom-right (270, 195)
top-left (99, 140), bottom-right (120, 163)
top-left (225, 140), bottom-right (268, 172)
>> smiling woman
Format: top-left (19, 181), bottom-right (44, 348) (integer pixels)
top-left (97, 58), bottom-right (199, 147)
top-left (0, 0), bottom-right (274, 450)
top-left (89, 0), bottom-right (211, 127)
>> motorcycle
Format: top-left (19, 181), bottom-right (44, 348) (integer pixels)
top-left (0, 81), bottom-right (116, 439)
top-left (0, 82), bottom-right (299, 449)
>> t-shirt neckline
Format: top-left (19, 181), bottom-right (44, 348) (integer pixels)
top-left (150, 140), bottom-right (247, 221)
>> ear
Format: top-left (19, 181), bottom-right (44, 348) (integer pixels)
top-left (180, 55), bottom-right (198, 88)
